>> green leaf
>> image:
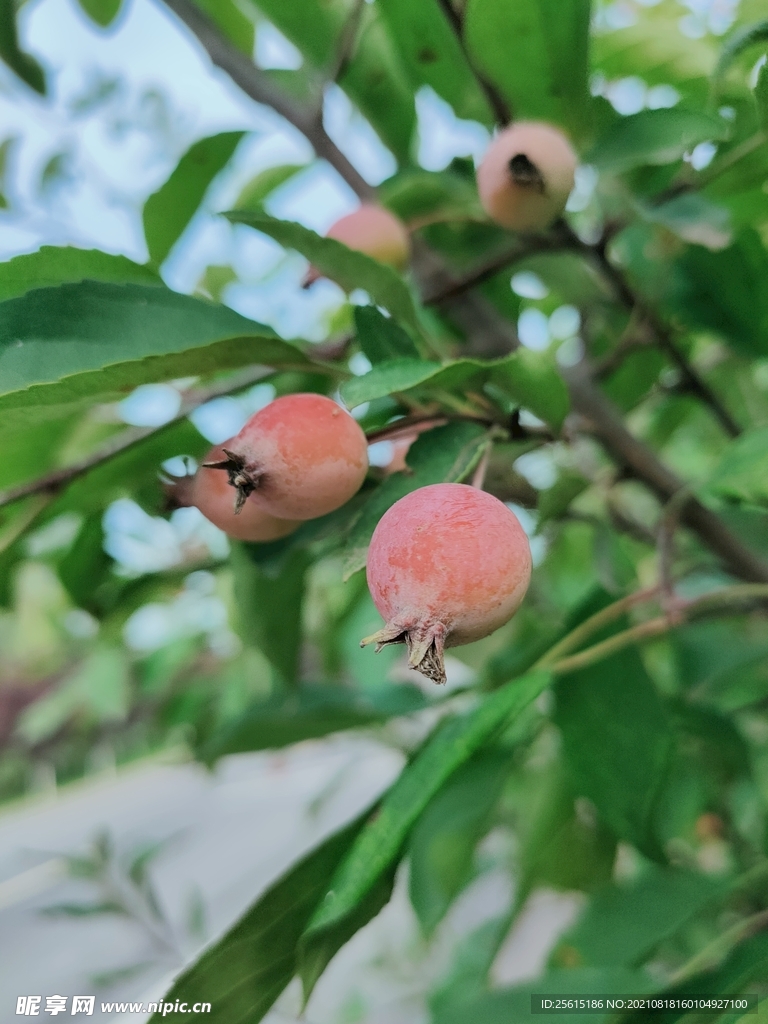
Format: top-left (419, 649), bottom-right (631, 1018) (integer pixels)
top-left (144, 132), bottom-right (245, 268)
top-left (342, 421), bottom-right (490, 578)
top-left (645, 193), bottom-right (732, 251)
top-left (340, 357), bottom-right (440, 407)
top-left (376, 0), bottom-right (492, 123)
top-left (149, 813), bottom-right (374, 1024)
top-left (0, 247), bottom-right (161, 303)
top-left (354, 305), bottom-right (419, 363)
top-left (77, 0), bottom-right (122, 27)
top-left (0, 0), bottom-right (45, 93)
top-left (193, 0), bottom-right (254, 54)
top-left (0, 281), bottom-right (305, 421)
top-left (409, 751), bottom-right (511, 936)
top-left (230, 543), bottom-right (310, 686)
top-left (755, 60), bottom-right (768, 132)
top-left (234, 164), bottom-right (307, 211)
top-left (553, 867), bottom-right (725, 969)
top-left (199, 683), bottom-right (427, 762)
top-left (464, 0), bottom-right (591, 136)
top-left (707, 426), bottom-right (768, 505)
top-left (298, 671), bottom-right (551, 1000)
top-left (586, 109), bottom-right (729, 173)
top-left (538, 471), bottom-right (589, 527)
top-left (713, 19), bottom-right (768, 83)
top-left (554, 647), bottom-right (673, 859)
top-left (224, 210), bottom-right (421, 336)
top-left (492, 348), bottom-right (570, 431)
top-left (672, 229), bottom-right (768, 357)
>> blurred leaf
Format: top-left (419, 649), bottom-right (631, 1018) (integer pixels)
top-left (298, 671), bottom-right (551, 1000)
top-left (645, 193), bottom-right (732, 251)
top-left (231, 542), bottom-right (310, 686)
top-left (707, 425), bottom-right (768, 505)
top-left (225, 210), bottom-right (421, 335)
top-left (144, 132), bottom-right (245, 268)
top-left (587, 109), bottom-right (729, 173)
top-left (376, 0), bottom-right (491, 123)
top-left (671, 229), bottom-right (768, 357)
top-left (77, 0), bottom-right (122, 27)
top-left (673, 618), bottom-right (768, 712)
top-left (234, 164), bottom-right (306, 211)
top-left (430, 915), bottom-right (512, 1019)
top-left (354, 304), bottom-right (419, 363)
top-left (492, 348), bottom-right (570, 430)
top-left (57, 515), bottom-right (111, 611)
top-left (42, 900), bottom-right (125, 916)
top-left (199, 683), bottom-right (427, 762)
top-left (0, 0), bottom-right (46, 93)
top-left (0, 136), bottom-right (13, 209)
top-left (409, 750), bottom-right (511, 936)
top-left (0, 282), bottom-right (305, 423)
top-left (554, 647), bottom-right (673, 859)
top-left (713, 19), bottom-right (768, 82)
top-left (196, 264), bottom-right (237, 302)
top-left (0, 247), bottom-right (161, 302)
top-left (538, 472), bottom-right (589, 527)
top-left (342, 421), bottom-right (489, 578)
top-left (433, 968), bottom-right (654, 1024)
top-left (553, 867), bottom-right (725, 969)
top-left (149, 812), bottom-right (373, 1024)
top-left (379, 165), bottom-right (484, 224)
top-left (756, 61), bottom-right (768, 131)
top-left (193, 0), bottom-right (254, 53)
top-left (464, 0), bottom-right (591, 136)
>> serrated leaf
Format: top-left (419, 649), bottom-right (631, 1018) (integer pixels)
top-left (224, 210), bottom-right (421, 336)
top-left (464, 0), bottom-right (591, 136)
top-left (234, 164), bottom-right (306, 211)
top-left (298, 671), bottom-right (551, 1001)
top-left (376, 0), bottom-right (492, 124)
top-left (149, 814), bottom-right (373, 1024)
top-left (707, 426), bottom-right (768, 505)
top-left (587, 108), bottom-right (729, 173)
top-left (77, 0), bottom-right (122, 27)
top-left (0, 0), bottom-right (46, 93)
top-left (144, 132), bottom-right (245, 268)
top-left (354, 305), bottom-right (419, 363)
top-left (0, 247), bottom-right (160, 303)
top-left (342, 421), bottom-right (489, 578)
top-left (0, 281), bottom-right (306, 421)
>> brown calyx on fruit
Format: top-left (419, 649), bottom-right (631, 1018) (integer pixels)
top-left (508, 153), bottom-right (545, 193)
top-left (203, 448), bottom-right (263, 514)
top-left (360, 619), bottom-right (449, 685)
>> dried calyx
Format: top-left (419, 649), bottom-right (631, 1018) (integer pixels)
top-left (508, 153), bottom-right (545, 192)
top-left (361, 620), bottom-right (449, 685)
top-left (203, 448), bottom-right (262, 514)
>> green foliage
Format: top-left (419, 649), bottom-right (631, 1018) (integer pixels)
top-left (0, 0), bottom-right (46, 93)
top-left (587, 109), bottom-right (729, 173)
top-left (143, 132), bottom-right (245, 268)
top-left (354, 304), bottom-right (419, 363)
top-left (707, 426), bottom-right (768, 505)
top-left (0, 247), bottom-right (161, 303)
top-left (77, 0), bottom-right (122, 28)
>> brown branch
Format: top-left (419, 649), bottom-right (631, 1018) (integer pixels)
top-left (160, 0), bottom-right (375, 202)
top-left (435, 0), bottom-right (511, 125)
top-left (0, 366), bottom-right (276, 512)
top-left (562, 221), bottom-right (742, 438)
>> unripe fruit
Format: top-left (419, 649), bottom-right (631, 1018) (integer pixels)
top-left (477, 121), bottom-right (577, 232)
top-left (303, 204), bottom-right (409, 286)
top-left (361, 483), bottom-right (532, 684)
top-left (169, 445), bottom-right (300, 542)
top-left (208, 393), bottom-right (368, 521)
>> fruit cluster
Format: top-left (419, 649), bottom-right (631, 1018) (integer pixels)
top-left (169, 119), bottom-right (575, 680)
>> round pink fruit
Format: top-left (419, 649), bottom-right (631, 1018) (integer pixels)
top-left (477, 121), bottom-right (577, 232)
top-left (362, 483), bottom-right (532, 684)
top-left (210, 393), bottom-right (369, 521)
top-left (303, 204), bottom-right (409, 285)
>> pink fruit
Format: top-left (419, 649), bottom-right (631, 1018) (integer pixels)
top-left (208, 393), bottom-right (369, 521)
top-left (169, 444), bottom-right (300, 542)
top-left (362, 483), bottom-right (532, 684)
top-left (477, 121), bottom-right (577, 232)
top-left (303, 204), bottom-right (409, 285)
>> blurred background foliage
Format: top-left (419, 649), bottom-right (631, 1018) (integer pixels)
top-left (2, 0), bottom-right (768, 1020)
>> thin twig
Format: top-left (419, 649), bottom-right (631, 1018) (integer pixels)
top-left (435, 0), bottom-right (511, 125)
top-left (0, 366), bottom-right (276, 512)
top-left (657, 486), bottom-right (691, 615)
top-left (324, 0), bottom-right (365, 91)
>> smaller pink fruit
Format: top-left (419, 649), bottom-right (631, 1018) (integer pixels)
top-left (168, 444), bottom-right (300, 542)
top-left (208, 393), bottom-right (369, 521)
top-left (303, 204), bottom-right (409, 286)
top-left (477, 121), bottom-right (577, 232)
top-left (362, 483), bottom-right (532, 684)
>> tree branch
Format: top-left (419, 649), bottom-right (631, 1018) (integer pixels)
top-left (0, 366), bottom-right (276, 512)
top-left (160, 0), bottom-right (375, 202)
